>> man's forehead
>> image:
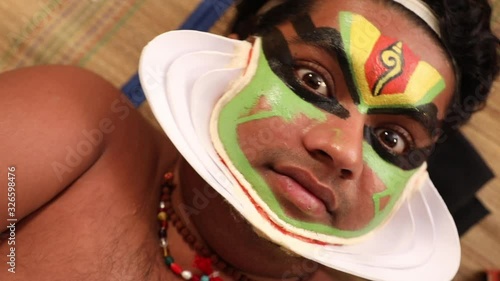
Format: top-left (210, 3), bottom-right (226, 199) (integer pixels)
top-left (264, 9), bottom-right (449, 136)
top-left (278, 10), bottom-right (446, 109)
top-left (339, 12), bottom-right (446, 110)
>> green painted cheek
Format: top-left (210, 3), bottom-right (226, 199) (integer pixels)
top-left (218, 47), bottom-right (328, 229)
top-left (362, 142), bottom-right (418, 223)
top-left (217, 47), bottom-right (418, 238)
top-left (338, 11), bottom-right (425, 225)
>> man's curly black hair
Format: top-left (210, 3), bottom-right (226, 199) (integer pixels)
top-left (230, 0), bottom-right (499, 134)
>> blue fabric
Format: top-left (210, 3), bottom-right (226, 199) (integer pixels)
top-left (122, 0), bottom-right (235, 107)
top-left (121, 73), bottom-right (145, 107)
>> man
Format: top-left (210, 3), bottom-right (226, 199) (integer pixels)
top-left (1, 0), bottom-right (498, 280)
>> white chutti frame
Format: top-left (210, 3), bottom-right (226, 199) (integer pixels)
top-left (139, 30), bottom-right (460, 281)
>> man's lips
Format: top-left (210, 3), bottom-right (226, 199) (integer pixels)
top-left (271, 165), bottom-right (337, 218)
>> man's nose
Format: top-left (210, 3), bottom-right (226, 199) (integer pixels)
top-left (302, 115), bottom-right (364, 180)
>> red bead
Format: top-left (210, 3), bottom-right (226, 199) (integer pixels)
top-left (186, 235), bottom-right (196, 244)
top-left (194, 255), bottom-right (214, 274)
top-left (225, 267), bottom-right (234, 275)
top-left (193, 242), bottom-right (204, 252)
top-left (201, 248), bottom-right (211, 256)
top-left (232, 271), bottom-right (242, 279)
top-left (175, 221), bottom-right (184, 229)
top-left (210, 255), bottom-right (219, 263)
top-left (192, 276), bottom-right (201, 281)
top-left (215, 261), bottom-right (227, 270)
top-left (180, 228), bottom-right (190, 237)
top-left (164, 172), bottom-right (173, 180)
top-left (171, 213), bottom-right (179, 221)
top-left (170, 263), bottom-right (183, 275)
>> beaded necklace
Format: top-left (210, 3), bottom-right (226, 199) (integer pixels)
top-left (158, 172), bottom-right (254, 281)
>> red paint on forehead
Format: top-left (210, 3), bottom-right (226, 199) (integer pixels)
top-left (365, 36), bottom-right (419, 95)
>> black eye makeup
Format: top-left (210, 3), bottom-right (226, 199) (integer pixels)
top-left (262, 27), bottom-right (350, 119)
top-left (260, 15), bottom-right (439, 170)
top-left (374, 125), bottom-right (415, 155)
top-left (294, 61), bottom-right (336, 98)
top-left (367, 104), bottom-right (439, 139)
top-left (365, 125), bottom-right (431, 170)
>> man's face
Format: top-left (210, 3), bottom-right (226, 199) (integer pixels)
top-left (215, 0), bottom-right (455, 239)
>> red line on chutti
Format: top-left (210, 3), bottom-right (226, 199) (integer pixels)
top-left (219, 156), bottom-right (330, 246)
top-left (242, 46), bottom-right (253, 76)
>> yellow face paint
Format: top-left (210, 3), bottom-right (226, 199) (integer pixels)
top-left (339, 12), bottom-right (445, 113)
top-left (331, 128), bottom-right (343, 143)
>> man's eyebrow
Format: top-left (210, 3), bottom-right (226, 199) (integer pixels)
top-left (368, 104), bottom-right (439, 138)
top-left (287, 16), bottom-right (440, 138)
top-left (289, 16), bottom-right (347, 61)
top-left (290, 16), bottom-right (361, 104)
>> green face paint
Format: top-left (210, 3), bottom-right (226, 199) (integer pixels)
top-left (215, 40), bottom-right (424, 238)
top-left (336, 11), bottom-right (445, 218)
top-left (362, 142), bottom-right (417, 219)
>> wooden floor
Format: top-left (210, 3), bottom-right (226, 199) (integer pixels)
top-left (0, 1), bottom-right (498, 280)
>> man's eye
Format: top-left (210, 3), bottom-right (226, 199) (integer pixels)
top-left (374, 128), bottom-right (412, 154)
top-left (295, 67), bottom-right (329, 96)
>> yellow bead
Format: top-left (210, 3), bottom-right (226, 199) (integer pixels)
top-left (157, 211), bottom-right (167, 221)
top-left (163, 247), bottom-right (169, 257)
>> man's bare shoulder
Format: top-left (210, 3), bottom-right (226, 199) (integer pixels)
top-left (0, 144), bottom-right (177, 280)
top-left (0, 65), bottom-right (178, 280)
top-left (0, 65), bottom-right (128, 223)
